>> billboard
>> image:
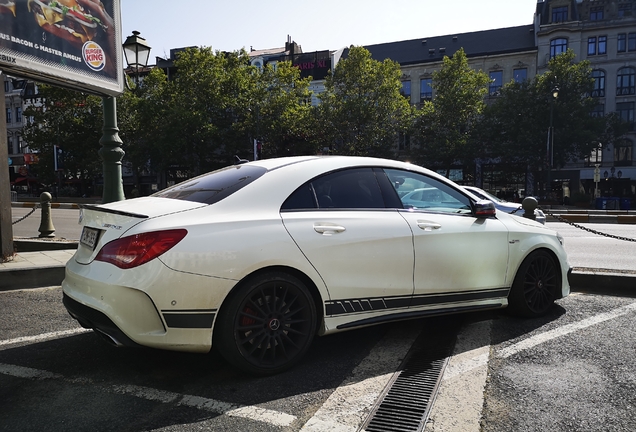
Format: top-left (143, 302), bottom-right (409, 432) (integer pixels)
top-left (0, 0), bottom-right (123, 96)
top-left (292, 51), bottom-right (331, 81)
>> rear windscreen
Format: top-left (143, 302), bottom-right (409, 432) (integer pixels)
top-left (152, 165), bottom-right (267, 204)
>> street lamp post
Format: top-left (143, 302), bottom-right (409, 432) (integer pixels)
top-left (99, 31), bottom-right (151, 204)
top-left (123, 31), bottom-right (152, 87)
top-left (546, 84), bottom-right (559, 201)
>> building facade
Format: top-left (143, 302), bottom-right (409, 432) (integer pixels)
top-left (5, 1), bottom-right (634, 203)
top-left (363, 0), bottom-right (635, 204)
top-left (535, 0), bottom-right (636, 203)
top-left (3, 74), bottom-right (39, 193)
top-left (362, 25), bottom-right (539, 196)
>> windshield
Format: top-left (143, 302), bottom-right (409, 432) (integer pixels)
top-left (468, 187), bottom-right (506, 203)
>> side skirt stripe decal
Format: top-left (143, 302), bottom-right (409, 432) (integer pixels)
top-left (325, 288), bottom-right (510, 316)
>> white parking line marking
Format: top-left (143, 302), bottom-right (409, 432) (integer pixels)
top-left (115, 385), bottom-right (297, 427)
top-left (0, 363), bottom-right (63, 380)
top-left (498, 302), bottom-right (636, 359)
top-left (0, 328), bottom-right (91, 347)
top-left (0, 364), bottom-right (297, 427)
top-left (301, 324), bottom-right (422, 432)
top-left (425, 320), bottom-right (492, 432)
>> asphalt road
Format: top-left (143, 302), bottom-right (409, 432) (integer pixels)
top-left (545, 222), bottom-right (636, 272)
top-left (11, 207), bottom-right (82, 240)
top-left (5, 208), bottom-right (636, 430)
top-left (1, 287), bottom-right (635, 431)
top-left (482, 292), bottom-right (636, 432)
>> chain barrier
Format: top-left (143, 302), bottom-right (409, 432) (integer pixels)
top-left (539, 206), bottom-right (636, 243)
top-left (12, 205), bottom-right (39, 225)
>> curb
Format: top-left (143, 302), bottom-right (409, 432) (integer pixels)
top-left (0, 266), bottom-right (66, 291)
top-left (568, 268), bottom-right (636, 297)
top-left (14, 239), bottom-right (79, 253)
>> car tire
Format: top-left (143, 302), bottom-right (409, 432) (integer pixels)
top-left (215, 271), bottom-right (317, 376)
top-left (508, 250), bottom-right (558, 317)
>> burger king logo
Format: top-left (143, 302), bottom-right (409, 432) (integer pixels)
top-left (82, 41), bottom-right (105, 72)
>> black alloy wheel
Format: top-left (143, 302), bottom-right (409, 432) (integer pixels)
top-left (508, 250), bottom-right (558, 317)
top-left (216, 272), bottom-right (317, 375)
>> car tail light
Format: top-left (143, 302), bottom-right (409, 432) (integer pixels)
top-left (95, 229), bottom-right (187, 269)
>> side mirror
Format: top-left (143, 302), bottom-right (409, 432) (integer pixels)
top-left (474, 200), bottom-right (496, 218)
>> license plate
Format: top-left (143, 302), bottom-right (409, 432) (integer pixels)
top-left (80, 227), bottom-right (100, 250)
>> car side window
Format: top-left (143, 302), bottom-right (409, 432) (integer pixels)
top-left (384, 168), bottom-right (472, 214)
top-left (281, 167), bottom-right (385, 211)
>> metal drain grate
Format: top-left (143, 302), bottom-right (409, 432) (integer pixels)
top-left (362, 319), bottom-right (459, 432)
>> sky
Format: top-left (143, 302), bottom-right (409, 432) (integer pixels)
top-left (120, 0), bottom-right (539, 62)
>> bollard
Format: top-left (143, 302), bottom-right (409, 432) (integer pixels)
top-left (521, 196), bottom-right (538, 221)
top-left (38, 192), bottom-right (56, 238)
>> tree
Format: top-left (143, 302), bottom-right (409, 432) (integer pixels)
top-left (315, 46), bottom-right (413, 158)
top-left (241, 61), bottom-right (315, 158)
top-left (158, 47), bottom-right (258, 174)
top-left (117, 67), bottom-right (173, 188)
top-left (478, 50), bottom-right (627, 175)
top-left (22, 85), bottom-right (103, 195)
top-left (411, 48), bottom-right (490, 177)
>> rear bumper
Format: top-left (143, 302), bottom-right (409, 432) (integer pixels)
top-left (62, 257), bottom-right (231, 353)
top-left (63, 293), bottom-right (141, 348)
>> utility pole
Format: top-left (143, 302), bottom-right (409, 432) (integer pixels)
top-left (0, 73), bottom-right (15, 259)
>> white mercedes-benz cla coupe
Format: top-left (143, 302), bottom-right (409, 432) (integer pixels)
top-left (63, 156), bottom-right (570, 375)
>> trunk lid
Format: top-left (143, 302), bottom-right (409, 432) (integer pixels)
top-left (74, 197), bottom-right (206, 264)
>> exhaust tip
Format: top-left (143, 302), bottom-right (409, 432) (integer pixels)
top-left (94, 328), bottom-right (125, 347)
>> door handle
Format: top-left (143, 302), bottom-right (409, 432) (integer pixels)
top-left (417, 221), bottom-right (441, 231)
top-left (313, 224), bottom-right (346, 235)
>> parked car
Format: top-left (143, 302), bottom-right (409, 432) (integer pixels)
top-left (63, 156), bottom-right (570, 375)
top-left (462, 186), bottom-right (547, 224)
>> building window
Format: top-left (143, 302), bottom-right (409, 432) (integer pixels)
top-left (614, 139), bottom-right (633, 166)
top-left (618, 33), bottom-right (626, 52)
top-left (420, 78), bottom-right (432, 101)
top-left (552, 6), bottom-right (568, 23)
top-left (401, 81), bottom-right (411, 99)
top-left (16, 107), bottom-right (22, 123)
top-left (489, 71), bottom-right (503, 96)
top-left (622, 33), bottom-right (636, 52)
top-left (617, 102), bottom-right (635, 131)
top-left (5, 108), bottom-right (11, 123)
top-left (598, 36), bottom-right (607, 54)
top-left (591, 70), bottom-right (605, 97)
top-left (513, 68), bottom-right (527, 83)
top-left (591, 104), bottom-right (604, 117)
top-left (618, 4), bottom-right (632, 17)
top-left (588, 37), bottom-right (597, 55)
top-left (590, 6), bottom-right (604, 20)
top-left (550, 38), bottom-right (568, 58)
top-left (616, 67), bottom-right (635, 96)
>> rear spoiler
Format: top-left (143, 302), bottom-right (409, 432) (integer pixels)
top-left (80, 204), bottom-right (149, 219)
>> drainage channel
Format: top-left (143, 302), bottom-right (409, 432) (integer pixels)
top-left (361, 317), bottom-right (459, 432)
